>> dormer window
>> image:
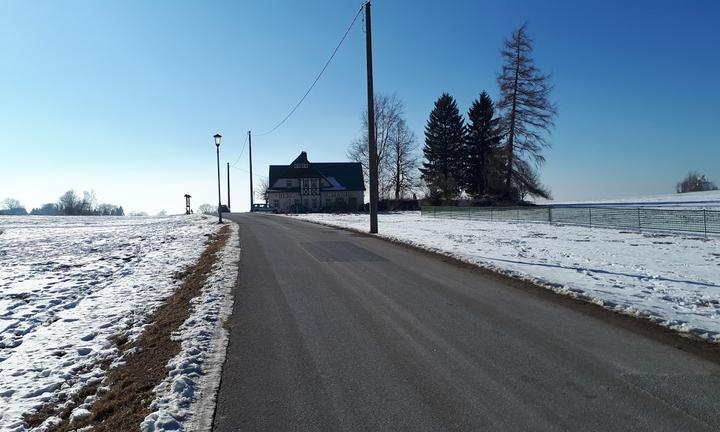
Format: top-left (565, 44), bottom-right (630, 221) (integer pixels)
top-left (293, 163), bottom-right (308, 169)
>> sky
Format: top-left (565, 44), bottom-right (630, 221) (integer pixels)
top-left (1, 0), bottom-right (719, 214)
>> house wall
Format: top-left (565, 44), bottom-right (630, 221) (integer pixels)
top-left (321, 191), bottom-right (364, 211)
top-left (267, 191), bottom-right (300, 213)
top-left (272, 178), bottom-right (299, 188)
top-left (268, 190), bottom-right (364, 213)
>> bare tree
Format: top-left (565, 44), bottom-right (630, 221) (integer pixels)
top-left (497, 23), bottom-right (557, 199)
top-left (348, 94), bottom-right (418, 198)
top-left (256, 177), bottom-right (270, 202)
top-left (385, 119), bottom-right (419, 199)
top-left (0, 198), bottom-right (27, 215)
top-left (197, 203), bottom-right (217, 216)
top-left (58, 190), bottom-right (80, 215)
top-left (79, 190), bottom-right (96, 215)
top-left (514, 159), bottom-right (551, 200)
top-left (1, 198), bottom-right (23, 210)
top-left (676, 171), bottom-right (718, 193)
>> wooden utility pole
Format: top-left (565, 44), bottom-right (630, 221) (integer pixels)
top-left (365, 1), bottom-right (378, 233)
top-left (248, 130), bottom-right (254, 210)
top-left (227, 162), bottom-right (231, 212)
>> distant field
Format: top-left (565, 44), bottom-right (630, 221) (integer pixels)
top-left (540, 190), bottom-right (720, 209)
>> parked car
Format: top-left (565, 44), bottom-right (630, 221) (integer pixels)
top-left (251, 203), bottom-right (276, 213)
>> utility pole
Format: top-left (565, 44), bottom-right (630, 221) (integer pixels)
top-left (365, 1), bottom-right (378, 233)
top-left (248, 130), bottom-right (254, 210)
top-left (227, 162), bottom-right (231, 212)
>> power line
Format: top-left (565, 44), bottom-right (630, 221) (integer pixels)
top-left (255, 3), bottom-right (366, 137)
top-left (229, 163), bottom-right (266, 180)
top-left (229, 132), bottom-right (249, 168)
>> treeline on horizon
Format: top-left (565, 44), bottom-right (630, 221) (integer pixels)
top-left (0, 190), bottom-right (124, 216)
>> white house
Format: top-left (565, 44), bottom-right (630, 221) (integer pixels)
top-left (267, 151), bottom-right (365, 213)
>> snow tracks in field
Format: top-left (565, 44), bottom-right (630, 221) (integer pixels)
top-left (0, 215), bottom-right (238, 431)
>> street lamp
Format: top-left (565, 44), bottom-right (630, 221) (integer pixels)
top-left (214, 133), bottom-right (223, 223)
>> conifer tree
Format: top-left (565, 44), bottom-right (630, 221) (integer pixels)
top-left (463, 91), bottom-right (502, 197)
top-left (497, 23), bottom-right (556, 199)
top-left (420, 93), bottom-right (465, 200)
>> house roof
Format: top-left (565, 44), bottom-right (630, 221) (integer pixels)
top-left (268, 152), bottom-right (365, 191)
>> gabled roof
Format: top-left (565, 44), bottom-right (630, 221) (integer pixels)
top-left (290, 151), bottom-right (310, 166)
top-left (268, 152), bottom-right (365, 191)
top-left (313, 163), bottom-right (365, 191)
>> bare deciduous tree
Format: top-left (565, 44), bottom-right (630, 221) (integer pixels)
top-left (256, 177), bottom-right (270, 202)
top-left (676, 171), bottom-right (718, 193)
top-left (0, 198), bottom-right (27, 215)
top-left (58, 190), bottom-right (80, 215)
top-left (497, 23), bottom-right (557, 199)
top-left (1, 198), bottom-right (23, 210)
top-left (347, 94), bottom-right (419, 199)
top-left (386, 119), bottom-right (419, 199)
top-left (197, 203), bottom-right (217, 216)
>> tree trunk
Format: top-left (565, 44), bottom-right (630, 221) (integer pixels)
top-left (505, 42), bottom-right (521, 198)
top-left (395, 154), bottom-right (401, 199)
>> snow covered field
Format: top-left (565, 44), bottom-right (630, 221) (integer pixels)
top-left (290, 212), bottom-right (720, 343)
top-left (542, 190), bottom-right (720, 209)
top-left (0, 215), bottom-right (237, 431)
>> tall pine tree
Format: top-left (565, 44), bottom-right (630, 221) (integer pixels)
top-left (497, 23), bottom-right (556, 200)
top-left (463, 91), bottom-right (502, 197)
top-left (420, 93), bottom-right (465, 200)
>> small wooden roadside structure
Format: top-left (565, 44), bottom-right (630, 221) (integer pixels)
top-left (184, 194), bottom-right (192, 214)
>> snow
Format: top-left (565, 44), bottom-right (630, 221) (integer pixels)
top-left (540, 190), bottom-right (720, 209)
top-left (142, 222), bottom-right (240, 432)
top-left (289, 212), bottom-right (720, 342)
top-left (0, 215), bottom-right (228, 431)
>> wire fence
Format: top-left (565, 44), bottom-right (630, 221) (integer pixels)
top-left (420, 205), bottom-right (720, 237)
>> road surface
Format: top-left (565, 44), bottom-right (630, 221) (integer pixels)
top-left (213, 213), bottom-right (720, 431)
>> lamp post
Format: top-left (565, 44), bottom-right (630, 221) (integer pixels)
top-left (214, 133), bottom-right (223, 223)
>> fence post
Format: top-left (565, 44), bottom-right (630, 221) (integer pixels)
top-left (548, 207), bottom-right (552, 224)
top-left (589, 207), bottom-right (592, 227)
top-left (704, 209), bottom-right (708, 238)
top-left (516, 208), bottom-right (520, 221)
top-left (491, 208), bottom-right (494, 222)
top-left (637, 208), bottom-right (642, 232)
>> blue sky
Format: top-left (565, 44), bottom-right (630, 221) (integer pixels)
top-left (1, 0), bottom-right (718, 214)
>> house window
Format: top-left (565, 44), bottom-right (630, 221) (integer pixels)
top-left (301, 178), bottom-right (319, 195)
top-left (293, 163), bottom-right (308, 169)
top-left (286, 179), bottom-right (292, 187)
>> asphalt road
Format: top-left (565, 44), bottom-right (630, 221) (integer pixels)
top-left (213, 213), bottom-right (720, 432)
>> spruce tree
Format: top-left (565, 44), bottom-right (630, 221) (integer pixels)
top-left (497, 23), bottom-right (556, 199)
top-left (420, 93), bottom-right (465, 200)
top-left (463, 91), bottom-right (502, 197)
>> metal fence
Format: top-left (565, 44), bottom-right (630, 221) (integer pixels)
top-left (420, 205), bottom-right (720, 237)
